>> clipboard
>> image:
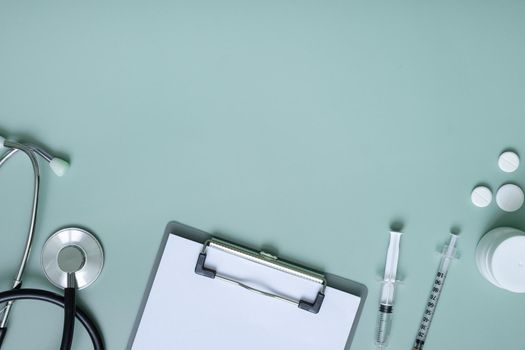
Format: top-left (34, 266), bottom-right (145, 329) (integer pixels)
top-left (129, 222), bottom-right (367, 350)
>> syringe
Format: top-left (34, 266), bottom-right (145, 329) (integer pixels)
top-left (376, 231), bottom-right (402, 349)
top-left (412, 233), bottom-right (459, 350)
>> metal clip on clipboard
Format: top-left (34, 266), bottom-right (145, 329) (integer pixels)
top-left (194, 238), bottom-right (327, 314)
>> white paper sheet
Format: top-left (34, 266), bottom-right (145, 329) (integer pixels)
top-left (131, 234), bottom-right (361, 350)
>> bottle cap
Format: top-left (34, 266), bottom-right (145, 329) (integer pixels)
top-left (476, 227), bottom-right (525, 293)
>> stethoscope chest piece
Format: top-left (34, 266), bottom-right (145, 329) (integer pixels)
top-left (42, 228), bottom-right (104, 290)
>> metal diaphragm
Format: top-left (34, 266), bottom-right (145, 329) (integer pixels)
top-left (42, 227), bottom-right (104, 290)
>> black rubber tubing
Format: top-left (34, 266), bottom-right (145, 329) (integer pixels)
top-left (60, 287), bottom-right (76, 350)
top-left (0, 288), bottom-right (104, 350)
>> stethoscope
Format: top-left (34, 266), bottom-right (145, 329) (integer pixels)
top-left (0, 135), bottom-right (105, 350)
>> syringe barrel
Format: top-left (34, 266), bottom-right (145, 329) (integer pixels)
top-left (379, 281), bottom-right (396, 305)
top-left (439, 234), bottom-right (458, 273)
top-left (376, 304), bottom-right (393, 348)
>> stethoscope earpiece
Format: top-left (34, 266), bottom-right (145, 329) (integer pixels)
top-left (49, 157), bottom-right (70, 177)
top-left (1, 136), bottom-right (70, 176)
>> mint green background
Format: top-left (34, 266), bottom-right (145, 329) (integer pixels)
top-left (1, 1), bottom-right (525, 349)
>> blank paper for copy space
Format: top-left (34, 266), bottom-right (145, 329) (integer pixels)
top-left (131, 234), bottom-right (361, 350)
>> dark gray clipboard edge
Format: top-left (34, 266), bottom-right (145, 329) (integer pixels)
top-left (127, 221), bottom-right (368, 350)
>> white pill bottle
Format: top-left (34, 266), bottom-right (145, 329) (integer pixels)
top-left (476, 227), bottom-right (525, 293)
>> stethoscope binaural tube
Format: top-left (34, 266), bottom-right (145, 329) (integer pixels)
top-left (0, 138), bottom-right (70, 344)
top-left (0, 140), bottom-right (70, 177)
top-left (0, 141), bottom-right (41, 332)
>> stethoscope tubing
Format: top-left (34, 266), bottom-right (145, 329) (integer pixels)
top-left (0, 142), bottom-right (40, 329)
top-left (0, 140), bottom-right (103, 350)
top-left (0, 288), bottom-right (104, 350)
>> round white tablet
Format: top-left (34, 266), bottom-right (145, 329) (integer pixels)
top-left (496, 184), bottom-right (524, 212)
top-left (498, 151), bottom-right (520, 173)
top-left (471, 186), bottom-right (492, 207)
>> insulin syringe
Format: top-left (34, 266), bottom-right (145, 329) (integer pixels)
top-left (376, 231), bottom-right (402, 349)
top-left (412, 233), bottom-right (459, 350)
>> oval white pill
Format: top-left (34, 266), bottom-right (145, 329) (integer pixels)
top-left (471, 186), bottom-right (493, 207)
top-left (496, 184), bottom-right (524, 212)
top-left (498, 151), bottom-right (520, 173)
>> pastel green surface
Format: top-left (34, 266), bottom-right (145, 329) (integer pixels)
top-left (1, 1), bottom-right (525, 349)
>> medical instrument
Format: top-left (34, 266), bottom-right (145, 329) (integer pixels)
top-left (42, 227), bottom-right (105, 349)
top-left (375, 231), bottom-right (402, 349)
top-left (412, 233), bottom-right (458, 350)
top-left (0, 137), bottom-right (69, 332)
top-left (42, 228), bottom-right (104, 290)
top-left (0, 136), bottom-right (104, 350)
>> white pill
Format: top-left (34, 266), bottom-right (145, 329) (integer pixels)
top-left (471, 186), bottom-right (493, 207)
top-left (498, 151), bottom-right (520, 173)
top-left (496, 184), bottom-right (524, 212)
